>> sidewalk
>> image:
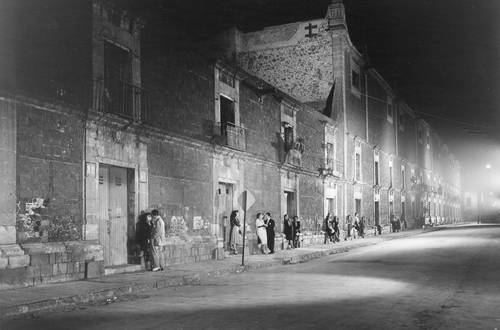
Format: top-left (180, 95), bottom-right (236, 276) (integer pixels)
top-left (0, 230), bottom-right (423, 318)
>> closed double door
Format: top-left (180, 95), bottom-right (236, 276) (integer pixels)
top-left (98, 165), bottom-right (128, 266)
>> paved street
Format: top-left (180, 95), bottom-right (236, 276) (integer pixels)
top-left (3, 225), bottom-right (500, 330)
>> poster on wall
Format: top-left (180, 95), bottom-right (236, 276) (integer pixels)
top-left (192, 216), bottom-right (203, 230)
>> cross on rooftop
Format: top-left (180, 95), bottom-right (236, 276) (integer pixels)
top-left (304, 23), bottom-right (318, 38)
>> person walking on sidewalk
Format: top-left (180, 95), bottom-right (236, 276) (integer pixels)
top-left (256, 212), bottom-right (269, 254)
top-left (292, 216), bottom-right (301, 248)
top-left (150, 209), bottom-right (166, 271)
top-left (229, 210), bottom-right (242, 255)
top-left (345, 215), bottom-right (353, 240)
top-left (265, 212), bottom-right (276, 254)
top-left (284, 214), bottom-right (294, 249)
top-left (333, 216), bottom-right (340, 242)
top-left (136, 212), bottom-right (152, 270)
top-left (323, 213), bottom-right (334, 244)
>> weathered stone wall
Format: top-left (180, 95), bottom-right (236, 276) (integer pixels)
top-left (297, 108), bottom-right (326, 173)
top-left (148, 139), bottom-right (213, 239)
top-left (237, 20), bottom-right (334, 104)
top-left (16, 102), bottom-right (84, 243)
top-left (397, 108), bottom-right (417, 164)
top-left (366, 73), bottom-right (396, 155)
top-left (0, 242), bottom-right (103, 290)
top-left (0, 99), bottom-right (16, 244)
top-left (239, 86), bottom-right (281, 163)
top-left (299, 174), bottom-right (324, 233)
top-left (244, 161), bottom-right (281, 228)
top-left (143, 49), bottom-right (215, 143)
top-left (16, 0), bottom-right (92, 106)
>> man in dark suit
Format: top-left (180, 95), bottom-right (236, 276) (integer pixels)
top-left (265, 212), bottom-right (276, 254)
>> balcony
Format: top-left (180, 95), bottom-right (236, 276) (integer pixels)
top-left (213, 122), bottom-right (247, 151)
top-left (93, 78), bottom-right (147, 122)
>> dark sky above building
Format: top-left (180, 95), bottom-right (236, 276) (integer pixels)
top-left (135, 0), bottom-right (500, 187)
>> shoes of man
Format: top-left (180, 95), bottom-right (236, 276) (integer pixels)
top-left (152, 267), bottom-right (161, 272)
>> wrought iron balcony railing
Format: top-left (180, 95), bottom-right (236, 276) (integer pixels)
top-left (93, 78), bottom-right (147, 122)
top-left (213, 122), bottom-right (247, 151)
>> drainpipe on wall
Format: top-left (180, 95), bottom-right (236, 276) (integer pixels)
top-left (82, 95), bottom-right (89, 240)
top-left (342, 41), bottom-right (348, 222)
top-left (365, 72), bottom-right (368, 141)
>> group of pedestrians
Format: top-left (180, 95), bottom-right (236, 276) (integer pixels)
top-left (136, 209), bottom-right (166, 272)
top-left (390, 213), bottom-right (407, 232)
top-left (228, 211), bottom-right (302, 255)
top-left (283, 214), bottom-right (301, 250)
top-left (324, 212), bottom-right (366, 243)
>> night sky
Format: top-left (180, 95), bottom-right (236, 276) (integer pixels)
top-left (136, 0), bottom-right (500, 188)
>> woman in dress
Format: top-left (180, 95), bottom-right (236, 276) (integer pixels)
top-left (255, 212), bottom-right (269, 254)
top-left (229, 210), bottom-right (242, 255)
top-left (283, 214), bottom-right (294, 249)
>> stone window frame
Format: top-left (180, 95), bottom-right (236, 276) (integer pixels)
top-left (214, 67), bottom-right (240, 126)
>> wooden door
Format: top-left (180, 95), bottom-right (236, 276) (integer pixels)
top-left (99, 165), bottom-right (128, 266)
top-left (218, 182), bottom-right (233, 250)
top-left (98, 166), bottom-right (111, 265)
top-left (109, 166), bottom-right (128, 266)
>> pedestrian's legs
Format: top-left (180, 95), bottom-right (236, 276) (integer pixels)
top-left (268, 235), bottom-right (275, 253)
top-left (151, 244), bottom-right (161, 271)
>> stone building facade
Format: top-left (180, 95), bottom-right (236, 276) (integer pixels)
top-left (0, 0), bottom-right (461, 288)
top-left (218, 0), bottom-right (462, 231)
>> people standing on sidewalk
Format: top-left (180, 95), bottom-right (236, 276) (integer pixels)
top-left (136, 212), bottom-right (152, 270)
top-left (150, 209), bottom-right (166, 271)
top-left (333, 216), bottom-right (340, 242)
top-left (345, 215), bottom-right (353, 240)
top-left (229, 210), bottom-right (242, 255)
top-left (284, 214), bottom-right (294, 249)
top-left (323, 213), bottom-right (334, 244)
top-left (265, 212), bottom-right (276, 254)
top-left (390, 213), bottom-right (396, 233)
top-left (292, 216), bottom-right (301, 248)
top-left (353, 213), bottom-right (360, 239)
top-left (256, 212), bottom-right (269, 254)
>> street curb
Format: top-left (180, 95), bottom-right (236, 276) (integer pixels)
top-left (1, 231), bottom-right (418, 318)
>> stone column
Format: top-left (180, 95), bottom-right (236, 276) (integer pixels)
top-left (0, 98), bottom-right (16, 244)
